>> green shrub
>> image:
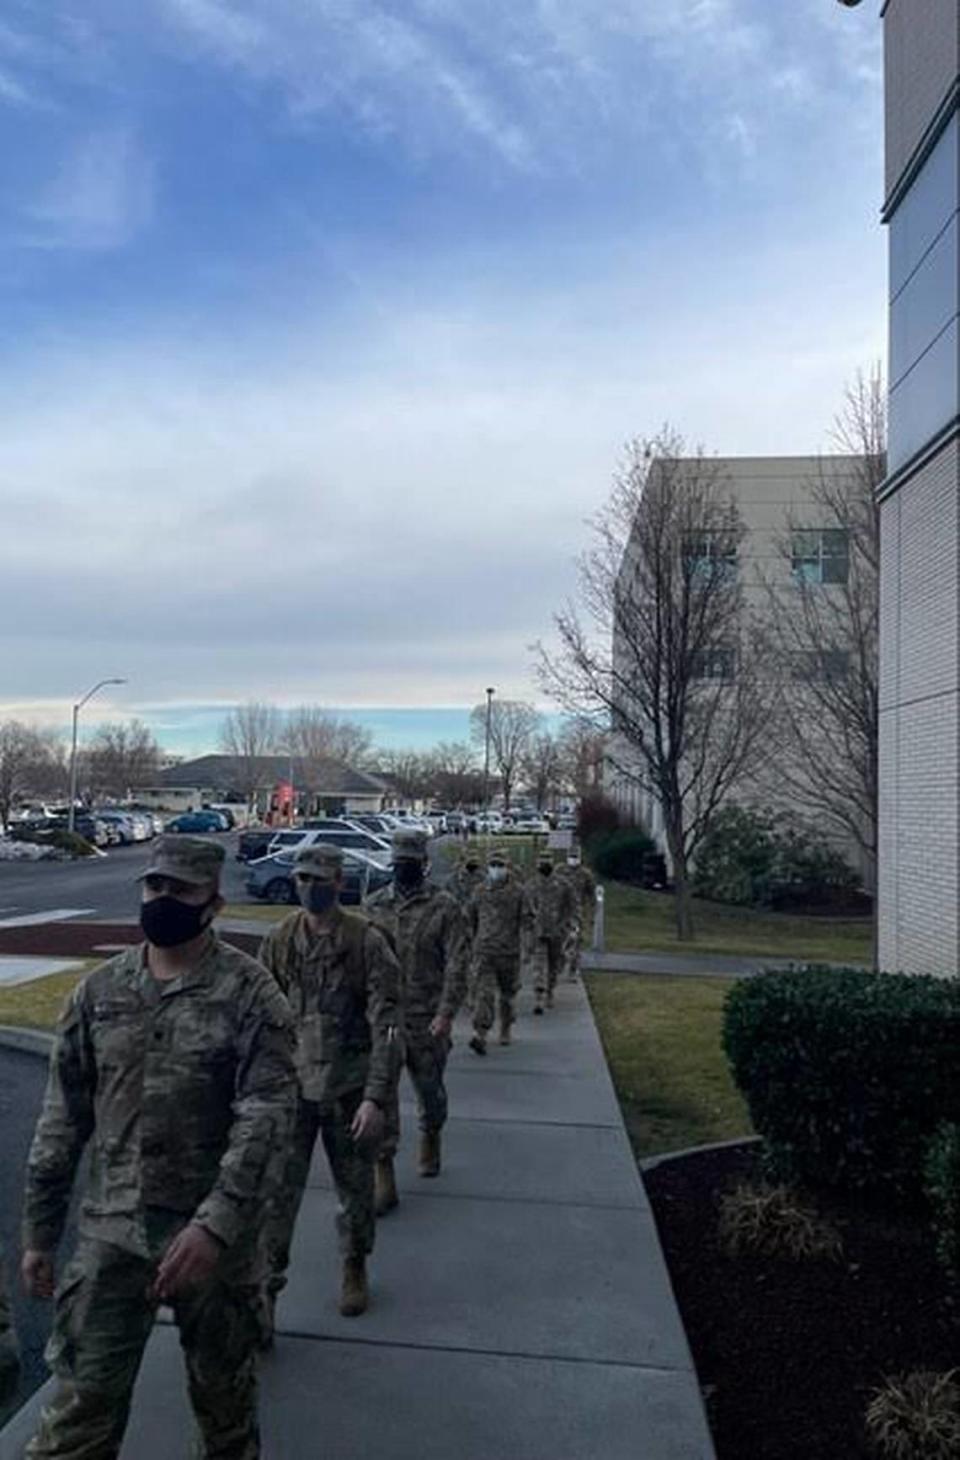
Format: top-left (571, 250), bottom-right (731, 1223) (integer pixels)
top-left (577, 794), bottom-right (621, 847)
top-left (693, 806), bottom-right (859, 908)
top-left (588, 828), bottom-right (658, 885)
top-left (723, 966), bottom-right (960, 1201)
top-left (925, 1123), bottom-right (960, 1277)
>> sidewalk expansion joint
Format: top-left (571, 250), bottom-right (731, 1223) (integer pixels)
top-left (267, 1328), bottom-right (689, 1377)
top-left (440, 1114), bottom-right (621, 1131)
top-left (359, 1187), bottom-right (646, 1213)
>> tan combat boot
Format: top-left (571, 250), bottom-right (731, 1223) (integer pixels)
top-left (374, 1156), bottom-right (399, 1217)
top-left (339, 1258), bottom-right (368, 1317)
top-left (419, 1129), bottom-right (441, 1178)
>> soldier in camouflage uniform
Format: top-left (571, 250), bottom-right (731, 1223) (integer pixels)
top-left (526, 851), bottom-right (576, 1014)
top-left (466, 850), bottom-right (533, 1055)
top-left (258, 844), bottom-right (400, 1324)
top-left (447, 850), bottom-right (483, 908)
top-left (21, 836), bottom-right (296, 1460)
top-left (559, 850), bottom-right (596, 981)
top-left (365, 828), bottom-right (469, 1181)
top-left (0, 1245), bottom-right (19, 1412)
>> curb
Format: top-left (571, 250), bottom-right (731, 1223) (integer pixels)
top-left (0, 1025), bottom-right (53, 1058)
top-left (640, 1135), bottom-right (762, 1174)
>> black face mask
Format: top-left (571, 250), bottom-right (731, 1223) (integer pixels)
top-left (539, 864), bottom-right (553, 877)
top-left (301, 882), bottom-right (338, 916)
top-left (394, 860), bottom-right (425, 893)
top-left (140, 894), bottom-right (217, 949)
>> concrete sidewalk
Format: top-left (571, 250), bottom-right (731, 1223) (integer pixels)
top-left (0, 979), bottom-right (715, 1460)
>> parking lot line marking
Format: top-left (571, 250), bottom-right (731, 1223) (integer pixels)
top-left (0, 908), bottom-right (95, 929)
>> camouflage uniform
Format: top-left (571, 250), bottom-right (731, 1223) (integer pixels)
top-left (22, 837), bottom-right (296, 1460)
top-left (258, 901), bottom-right (400, 1286)
top-left (447, 858), bottom-right (484, 909)
top-left (559, 859), bottom-right (596, 979)
top-left (467, 860), bottom-right (533, 1047)
top-left (365, 836), bottom-right (469, 1166)
top-left (526, 859), bottom-right (576, 1011)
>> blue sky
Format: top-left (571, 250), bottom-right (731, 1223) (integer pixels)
top-left (0, 1), bottom-right (885, 754)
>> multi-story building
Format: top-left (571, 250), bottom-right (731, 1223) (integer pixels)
top-left (608, 454), bottom-right (874, 879)
top-left (877, 0), bottom-right (959, 973)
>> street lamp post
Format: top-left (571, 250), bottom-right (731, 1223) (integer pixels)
top-left (68, 678), bottom-right (127, 833)
top-left (482, 687), bottom-right (495, 823)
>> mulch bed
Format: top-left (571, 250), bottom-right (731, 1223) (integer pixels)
top-left (645, 1142), bottom-right (959, 1460)
top-left (0, 922), bottom-right (260, 960)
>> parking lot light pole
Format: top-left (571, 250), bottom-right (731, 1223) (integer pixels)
top-left (482, 687), bottom-right (495, 825)
top-left (68, 678), bottom-right (127, 834)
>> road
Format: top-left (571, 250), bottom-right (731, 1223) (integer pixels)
top-left (0, 837), bottom-right (250, 924)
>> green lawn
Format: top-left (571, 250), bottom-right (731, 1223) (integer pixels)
top-left (602, 882), bottom-right (872, 965)
top-left (585, 972), bottom-right (752, 1158)
top-left (0, 963), bottom-right (98, 1033)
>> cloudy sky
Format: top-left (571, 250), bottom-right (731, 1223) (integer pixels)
top-left (0, 0), bottom-right (884, 753)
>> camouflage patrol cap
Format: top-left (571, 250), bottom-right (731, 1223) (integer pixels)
top-left (293, 844), bottom-right (344, 881)
top-left (537, 850), bottom-right (555, 867)
top-left (393, 827), bottom-right (429, 861)
top-left (139, 835), bottom-right (225, 888)
top-left (488, 849), bottom-right (509, 867)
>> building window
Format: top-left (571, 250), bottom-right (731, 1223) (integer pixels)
top-left (691, 646), bottom-right (737, 681)
top-left (685, 532), bottom-right (738, 582)
top-left (791, 529), bottom-right (849, 585)
top-left (791, 650), bottom-right (851, 683)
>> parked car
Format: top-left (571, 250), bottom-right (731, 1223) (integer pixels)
top-left (471, 812), bottom-right (504, 834)
top-left (504, 815), bottom-right (550, 835)
top-left (93, 811), bottom-right (139, 845)
top-left (444, 811), bottom-right (467, 833)
top-left (245, 848), bottom-right (393, 906)
top-left (267, 826), bottom-right (392, 866)
top-left (236, 828), bottom-right (276, 863)
top-left (165, 811), bottom-right (227, 834)
top-left (203, 805), bottom-right (237, 830)
top-left (347, 815), bottom-right (399, 839)
top-left (425, 812), bottom-right (448, 835)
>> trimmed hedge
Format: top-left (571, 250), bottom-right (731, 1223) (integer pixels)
top-left (588, 829), bottom-right (666, 888)
top-left (723, 967), bottom-right (960, 1201)
top-left (925, 1122), bottom-right (960, 1277)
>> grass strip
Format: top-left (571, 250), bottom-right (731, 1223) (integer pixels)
top-left (585, 971), bottom-right (752, 1158)
top-left (602, 883), bottom-right (872, 964)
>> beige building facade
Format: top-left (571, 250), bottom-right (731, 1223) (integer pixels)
top-left (877, 0), bottom-right (959, 973)
top-left (608, 454), bottom-right (871, 877)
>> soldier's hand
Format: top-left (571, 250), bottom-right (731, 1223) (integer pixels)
top-left (429, 1013), bottom-right (452, 1040)
top-left (351, 1099), bottom-right (384, 1148)
top-left (153, 1223), bottom-right (222, 1300)
top-left (22, 1249), bottom-right (55, 1300)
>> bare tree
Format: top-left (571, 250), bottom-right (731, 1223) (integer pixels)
top-left (762, 367), bottom-right (884, 905)
top-left (538, 429), bottom-right (772, 940)
top-left (521, 732), bottom-right (563, 811)
top-left (285, 708), bottom-right (373, 776)
top-left (83, 720), bottom-right (161, 802)
top-left (427, 741), bottom-right (483, 807)
top-left (376, 749), bottom-right (434, 805)
top-left (556, 718), bottom-right (607, 800)
top-left (219, 701), bottom-right (280, 810)
top-left (0, 722), bottom-right (52, 830)
top-left (470, 700), bottom-right (543, 812)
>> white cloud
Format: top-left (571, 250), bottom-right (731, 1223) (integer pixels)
top-left (152, 0), bottom-right (877, 178)
top-left (24, 128), bottom-right (154, 250)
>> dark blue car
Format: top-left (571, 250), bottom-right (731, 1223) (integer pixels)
top-left (165, 811), bottom-right (225, 834)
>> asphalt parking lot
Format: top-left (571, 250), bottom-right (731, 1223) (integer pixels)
top-left (0, 834), bottom-right (249, 924)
